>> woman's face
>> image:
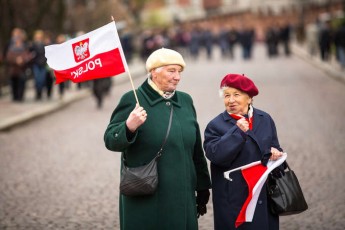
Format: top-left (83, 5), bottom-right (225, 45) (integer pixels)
top-left (151, 64), bottom-right (182, 92)
top-left (223, 87), bottom-right (252, 115)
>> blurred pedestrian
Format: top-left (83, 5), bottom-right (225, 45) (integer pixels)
top-left (201, 26), bottom-right (214, 60)
top-left (104, 48), bottom-right (211, 229)
top-left (92, 77), bottom-right (111, 109)
top-left (279, 22), bottom-right (291, 56)
top-left (44, 31), bottom-right (54, 99)
top-left (334, 20), bottom-right (345, 69)
top-left (189, 26), bottom-right (202, 60)
top-left (140, 30), bottom-right (154, 60)
top-left (265, 25), bottom-right (280, 58)
top-left (5, 28), bottom-right (32, 102)
top-left (30, 30), bottom-right (48, 100)
top-left (203, 74), bottom-right (285, 230)
top-left (218, 26), bottom-right (230, 58)
top-left (120, 29), bottom-right (134, 63)
top-left (318, 20), bottom-right (333, 61)
top-left (228, 27), bottom-right (239, 59)
top-left (239, 25), bottom-right (255, 60)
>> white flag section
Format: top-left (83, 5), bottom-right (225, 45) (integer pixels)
top-left (45, 21), bottom-right (128, 84)
top-left (224, 153), bottom-right (287, 228)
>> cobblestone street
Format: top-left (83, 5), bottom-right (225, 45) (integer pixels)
top-left (0, 44), bottom-right (344, 229)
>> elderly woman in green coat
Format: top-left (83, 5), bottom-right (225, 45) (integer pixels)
top-left (104, 48), bottom-right (212, 230)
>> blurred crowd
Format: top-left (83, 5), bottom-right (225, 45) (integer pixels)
top-left (1, 15), bottom-right (345, 106)
top-left (1, 28), bottom-right (74, 103)
top-left (136, 18), bottom-right (345, 66)
top-left (1, 28), bottom-right (110, 108)
top-left (136, 22), bottom-right (291, 62)
top-left (305, 17), bottom-right (345, 66)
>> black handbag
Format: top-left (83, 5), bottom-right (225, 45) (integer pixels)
top-left (119, 105), bottom-right (173, 196)
top-left (267, 162), bottom-right (308, 216)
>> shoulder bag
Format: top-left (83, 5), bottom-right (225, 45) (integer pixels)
top-left (267, 162), bottom-right (308, 215)
top-left (119, 105), bottom-right (173, 196)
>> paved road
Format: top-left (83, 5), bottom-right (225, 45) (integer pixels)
top-left (0, 44), bottom-right (344, 230)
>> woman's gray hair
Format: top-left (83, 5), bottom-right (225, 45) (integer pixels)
top-left (148, 66), bottom-right (163, 79)
top-left (219, 86), bottom-right (254, 104)
top-left (154, 67), bottom-right (163, 73)
top-left (219, 86), bottom-right (229, 98)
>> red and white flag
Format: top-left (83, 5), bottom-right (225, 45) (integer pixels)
top-left (45, 21), bottom-right (128, 84)
top-left (224, 153), bottom-right (287, 228)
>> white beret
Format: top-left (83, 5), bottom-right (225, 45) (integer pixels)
top-left (146, 48), bottom-right (186, 72)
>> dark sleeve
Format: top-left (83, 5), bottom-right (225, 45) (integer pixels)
top-left (125, 124), bottom-right (136, 141)
top-left (269, 116), bottom-right (283, 152)
top-left (204, 119), bottom-right (246, 167)
top-left (104, 92), bottom-right (138, 152)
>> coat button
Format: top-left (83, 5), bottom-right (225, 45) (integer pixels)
top-left (166, 102), bottom-right (171, 106)
top-left (258, 200), bottom-right (263, 205)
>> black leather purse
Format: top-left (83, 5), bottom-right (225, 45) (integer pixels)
top-left (267, 162), bottom-right (308, 216)
top-left (119, 105), bottom-right (173, 196)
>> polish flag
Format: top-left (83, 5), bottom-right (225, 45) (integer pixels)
top-left (224, 153), bottom-right (287, 228)
top-left (45, 21), bottom-right (128, 84)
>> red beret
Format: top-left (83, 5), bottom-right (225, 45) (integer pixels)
top-left (220, 74), bottom-right (259, 97)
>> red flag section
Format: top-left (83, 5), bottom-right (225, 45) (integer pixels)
top-left (235, 164), bottom-right (267, 228)
top-left (54, 49), bottom-right (125, 84)
top-left (223, 153), bottom-right (287, 228)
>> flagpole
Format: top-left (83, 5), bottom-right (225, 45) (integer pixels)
top-left (111, 16), bottom-right (140, 105)
top-left (126, 65), bottom-right (140, 105)
top-left (223, 153), bottom-right (288, 181)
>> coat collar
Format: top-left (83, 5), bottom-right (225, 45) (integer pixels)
top-left (222, 108), bottom-right (266, 153)
top-left (138, 79), bottom-right (181, 107)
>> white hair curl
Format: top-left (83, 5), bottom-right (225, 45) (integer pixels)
top-left (219, 86), bottom-right (229, 98)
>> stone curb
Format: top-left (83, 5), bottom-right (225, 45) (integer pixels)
top-left (0, 90), bottom-right (91, 131)
top-left (291, 43), bottom-right (345, 83)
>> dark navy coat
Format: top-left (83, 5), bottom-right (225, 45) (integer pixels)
top-left (204, 108), bottom-right (282, 230)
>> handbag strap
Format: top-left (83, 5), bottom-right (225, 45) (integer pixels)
top-left (156, 105), bottom-right (173, 158)
top-left (122, 104), bottom-right (173, 165)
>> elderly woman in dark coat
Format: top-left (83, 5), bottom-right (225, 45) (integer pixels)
top-left (104, 48), bottom-right (211, 230)
top-left (203, 74), bottom-right (284, 230)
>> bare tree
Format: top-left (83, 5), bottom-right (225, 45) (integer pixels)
top-left (0, 0), bottom-right (138, 55)
top-left (0, 0), bottom-right (66, 52)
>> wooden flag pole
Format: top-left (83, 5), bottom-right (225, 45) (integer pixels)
top-left (111, 16), bottom-right (140, 105)
top-left (126, 66), bottom-right (140, 105)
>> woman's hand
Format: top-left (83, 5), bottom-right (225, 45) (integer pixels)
top-left (270, 147), bottom-right (283, 161)
top-left (126, 104), bottom-right (147, 133)
top-left (236, 117), bottom-right (249, 132)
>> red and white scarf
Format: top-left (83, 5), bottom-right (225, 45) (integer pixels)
top-left (229, 105), bottom-right (254, 130)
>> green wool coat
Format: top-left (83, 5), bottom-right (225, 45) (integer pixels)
top-left (104, 80), bottom-right (211, 230)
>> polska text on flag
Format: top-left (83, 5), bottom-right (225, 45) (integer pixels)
top-left (223, 153), bottom-right (287, 228)
top-left (45, 22), bottom-right (128, 84)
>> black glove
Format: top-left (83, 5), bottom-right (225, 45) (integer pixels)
top-left (196, 190), bottom-right (210, 218)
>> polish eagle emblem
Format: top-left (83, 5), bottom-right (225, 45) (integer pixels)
top-left (72, 38), bottom-right (90, 62)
